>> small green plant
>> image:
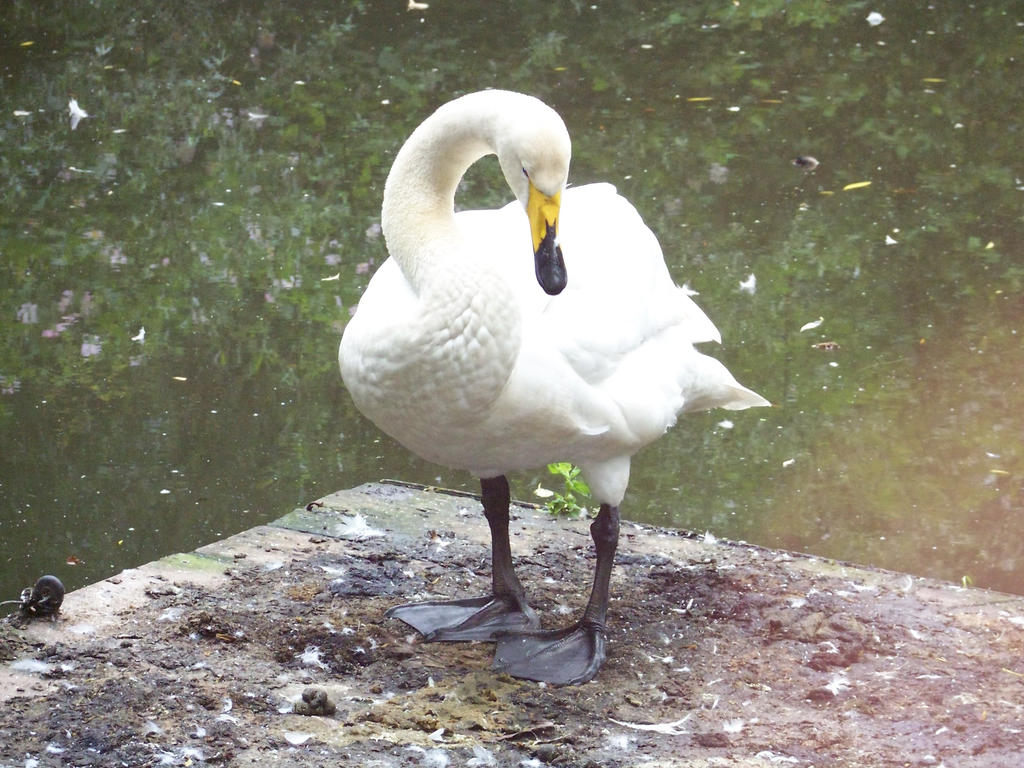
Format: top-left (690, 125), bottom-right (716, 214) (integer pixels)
top-left (538, 462), bottom-right (592, 518)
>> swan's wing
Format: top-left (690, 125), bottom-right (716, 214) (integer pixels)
top-left (457, 183), bottom-right (721, 364)
top-left (548, 186), bottom-right (713, 362)
top-left (455, 184), bottom-right (766, 449)
top-left (536, 184), bottom-right (766, 437)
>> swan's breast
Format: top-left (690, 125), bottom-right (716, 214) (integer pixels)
top-left (339, 256), bottom-right (522, 457)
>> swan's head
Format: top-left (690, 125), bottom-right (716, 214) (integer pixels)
top-left (494, 96), bottom-right (571, 296)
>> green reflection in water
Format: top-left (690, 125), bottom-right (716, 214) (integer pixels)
top-left (1, 1), bottom-right (1021, 602)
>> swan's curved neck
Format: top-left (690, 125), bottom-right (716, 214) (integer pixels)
top-left (381, 96), bottom-right (501, 290)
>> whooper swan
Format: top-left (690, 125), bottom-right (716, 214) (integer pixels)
top-left (339, 90), bottom-right (769, 685)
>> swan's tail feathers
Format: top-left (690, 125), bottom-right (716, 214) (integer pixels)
top-left (719, 384), bottom-right (771, 411)
top-left (678, 354), bottom-right (771, 414)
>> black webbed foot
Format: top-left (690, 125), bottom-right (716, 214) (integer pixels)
top-left (386, 595), bottom-right (539, 642)
top-left (492, 621), bottom-right (606, 685)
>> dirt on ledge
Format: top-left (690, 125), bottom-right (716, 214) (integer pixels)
top-left (2, 481), bottom-right (1023, 767)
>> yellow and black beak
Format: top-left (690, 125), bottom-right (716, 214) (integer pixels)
top-left (527, 182), bottom-right (566, 296)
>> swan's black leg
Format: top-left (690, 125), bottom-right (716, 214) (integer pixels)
top-left (385, 475), bottom-right (539, 641)
top-left (492, 502), bottom-right (619, 685)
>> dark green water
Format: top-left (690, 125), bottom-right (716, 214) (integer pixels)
top-left (2, 1), bottom-right (1022, 604)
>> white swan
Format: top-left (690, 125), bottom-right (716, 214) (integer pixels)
top-left (339, 90), bottom-right (769, 685)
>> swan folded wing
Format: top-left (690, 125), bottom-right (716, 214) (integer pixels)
top-left (456, 185), bottom-right (722, 347)
top-left (531, 184), bottom-right (760, 439)
top-left (555, 328), bottom-right (766, 447)
top-left (558, 185), bottom-right (722, 342)
top-left (508, 308), bottom-right (688, 452)
top-left (536, 186), bottom-right (723, 388)
top-left (349, 176), bottom-right (765, 472)
top-left (479, 343), bottom-right (619, 468)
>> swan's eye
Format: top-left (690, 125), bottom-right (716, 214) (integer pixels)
top-left (522, 167), bottom-right (529, 178)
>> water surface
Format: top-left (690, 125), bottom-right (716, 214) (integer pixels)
top-left (2, 1), bottom-right (1021, 602)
